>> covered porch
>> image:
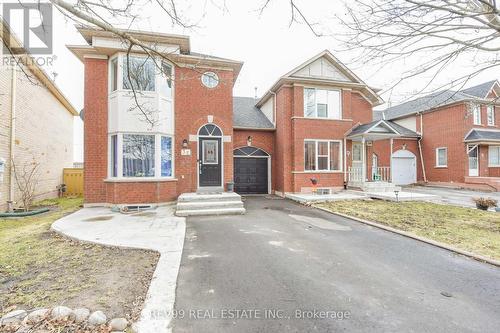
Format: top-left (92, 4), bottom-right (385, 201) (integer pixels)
top-left (464, 129), bottom-right (500, 191)
top-left (345, 119), bottom-right (421, 190)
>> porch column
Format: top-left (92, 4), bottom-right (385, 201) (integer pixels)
top-left (390, 138), bottom-right (393, 182)
top-left (362, 136), bottom-right (367, 182)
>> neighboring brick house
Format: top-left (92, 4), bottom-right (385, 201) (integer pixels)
top-left (379, 80), bottom-right (500, 190)
top-left (72, 25), bottom-right (409, 205)
top-left (0, 21), bottom-right (77, 209)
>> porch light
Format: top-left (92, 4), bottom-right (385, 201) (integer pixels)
top-left (247, 136), bottom-right (253, 146)
top-left (402, 143), bottom-right (407, 150)
top-left (394, 190), bottom-right (400, 202)
top-left (182, 139), bottom-right (189, 148)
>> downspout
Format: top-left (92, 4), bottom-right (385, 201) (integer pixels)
top-left (8, 65), bottom-right (17, 211)
top-left (418, 112), bottom-right (427, 182)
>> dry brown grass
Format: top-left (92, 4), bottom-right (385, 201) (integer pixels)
top-left (316, 200), bottom-right (500, 260)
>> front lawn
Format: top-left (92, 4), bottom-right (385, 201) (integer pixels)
top-left (315, 200), bottom-right (500, 261)
top-left (0, 197), bottom-right (159, 321)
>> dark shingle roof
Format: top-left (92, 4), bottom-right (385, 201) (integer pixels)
top-left (383, 90), bottom-right (471, 120)
top-left (233, 97), bottom-right (275, 129)
top-left (461, 80), bottom-right (497, 98)
top-left (383, 80), bottom-right (498, 120)
top-left (348, 119), bottom-right (420, 138)
top-left (464, 129), bottom-right (500, 142)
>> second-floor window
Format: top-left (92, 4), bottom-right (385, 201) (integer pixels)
top-left (487, 106), bottom-right (495, 126)
top-left (123, 56), bottom-right (155, 92)
top-left (304, 88), bottom-right (341, 119)
top-left (473, 104), bottom-right (481, 125)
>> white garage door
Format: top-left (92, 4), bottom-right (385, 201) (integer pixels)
top-left (391, 150), bottom-right (417, 185)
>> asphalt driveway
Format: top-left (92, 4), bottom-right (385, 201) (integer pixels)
top-left (172, 197), bottom-right (500, 333)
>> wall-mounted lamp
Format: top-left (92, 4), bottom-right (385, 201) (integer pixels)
top-left (402, 143), bottom-right (407, 150)
top-left (182, 139), bottom-right (189, 148)
top-left (247, 136), bottom-right (253, 146)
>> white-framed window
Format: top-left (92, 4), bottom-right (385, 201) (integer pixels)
top-left (304, 140), bottom-right (343, 171)
top-left (304, 88), bottom-right (342, 119)
top-left (473, 104), bottom-right (481, 125)
top-left (110, 58), bottom-right (118, 92)
top-left (123, 55), bottom-right (155, 92)
top-left (487, 105), bottom-right (495, 126)
top-left (109, 133), bottom-right (174, 179)
top-left (201, 71), bottom-right (219, 88)
top-left (435, 147), bottom-right (448, 167)
top-left (108, 54), bottom-right (174, 94)
top-left (489, 146), bottom-right (500, 166)
top-left (352, 143), bottom-right (362, 162)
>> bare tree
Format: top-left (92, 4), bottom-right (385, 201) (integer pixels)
top-left (11, 157), bottom-right (40, 212)
top-left (334, 0), bottom-right (500, 95)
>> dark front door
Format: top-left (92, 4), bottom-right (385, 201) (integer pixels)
top-left (199, 137), bottom-right (222, 187)
top-left (234, 157), bottom-right (268, 194)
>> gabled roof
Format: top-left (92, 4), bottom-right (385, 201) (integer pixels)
top-left (464, 128), bottom-right (500, 142)
top-left (461, 80), bottom-right (499, 98)
top-left (383, 80), bottom-right (500, 120)
top-left (233, 97), bottom-right (275, 130)
top-left (0, 19), bottom-right (78, 116)
top-left (347, 119), bottom-right (420, 138)
top-left (256, 50), bottom-right (383, 107)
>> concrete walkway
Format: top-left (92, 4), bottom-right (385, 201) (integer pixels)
top-left (52, 205), bottom-right (186, 333)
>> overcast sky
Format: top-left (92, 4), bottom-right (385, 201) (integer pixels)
top-left (6, 0), bottom-right (497, 161)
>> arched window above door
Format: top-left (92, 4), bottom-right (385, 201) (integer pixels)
top-left (198, 124), bottom-right (222, 136)
top-left (233, 146), bottom-right (269, 157)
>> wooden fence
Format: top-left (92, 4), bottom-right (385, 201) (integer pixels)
top-left (63, 168), bottom-right (84, 196)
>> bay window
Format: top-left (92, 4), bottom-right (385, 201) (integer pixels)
top-left (109, 134), bottom-right (174, 179)
top-left (123, 134), bottom-right (155, 177)
top-left (489, 146), bottom-right (500, 166)
top-left (123, 56), bottom-right (155, 92)
top-left (304, 88), bottom-right (342, 119)
top-left (304, 140), bottom-right (343, 172)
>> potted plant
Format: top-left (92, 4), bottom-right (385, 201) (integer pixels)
top-left (473, 197), bottom-right (498, 211)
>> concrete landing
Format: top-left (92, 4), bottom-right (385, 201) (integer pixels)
top-left (285, 191), bottom-right (367, 203)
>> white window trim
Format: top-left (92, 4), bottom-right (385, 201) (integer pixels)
top-left (303, 87), bottom-right (343, 120)
top-left (107, 132), bottom-right (175, 180)
top-left (435, 147), bottom-right (448, 167)
top-left (473, 104), bottom-right (482, 125)
top-left (304, 139), bottom-right (343, 173)
top-left (488, 145), bottom-right (500, 167)
top-left (108, 53), bottom-right (174, 96)
top-left (487, 105), bottom-right (495, 126)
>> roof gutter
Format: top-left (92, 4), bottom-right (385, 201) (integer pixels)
top-left (233, 126), bottom-right (276, 132)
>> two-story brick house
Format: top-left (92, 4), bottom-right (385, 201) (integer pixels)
top-left (378, 80), bottom-right (500, 190)
top-left (72, 27), bottom-right (428, 207)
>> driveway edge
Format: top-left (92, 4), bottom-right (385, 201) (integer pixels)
top-left (314, 206), bottom-right (500, 267)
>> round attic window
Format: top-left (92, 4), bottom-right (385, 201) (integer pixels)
top-left (201, 71), bottom-right (219, 88)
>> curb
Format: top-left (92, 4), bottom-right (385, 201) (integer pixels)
top-left (314, 206), bottom-right (500, 268)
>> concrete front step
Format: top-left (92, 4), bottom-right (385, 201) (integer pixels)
top-left (176, 200), bottom-right (244, 210)
top-left (175, 207), bottom-right (246, 217)
top-left (175, 192), bottom-right (246, 216)
top-left (177, 192), bottom-right (242, 202)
